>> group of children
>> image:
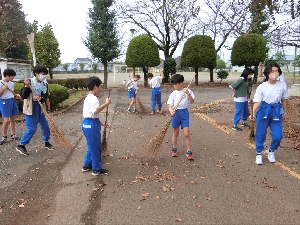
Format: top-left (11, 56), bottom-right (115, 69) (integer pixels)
top-left (229, 61), bottom-right (289, 165)
top-left (0, 61), bottom-right (289, 176)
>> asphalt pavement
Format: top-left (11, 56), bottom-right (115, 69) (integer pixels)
top-left (0, 74), bottom-right (299, 225)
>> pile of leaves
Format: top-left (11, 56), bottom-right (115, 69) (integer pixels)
top-left (283, 97), bottom-right (300, 150)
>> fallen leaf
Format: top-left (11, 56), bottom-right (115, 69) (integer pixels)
top-left (174, 216), bottom-right (182, 222)
top-left (195, 204), bottom-right (201, 208)
top-left (141, 193), bottom-right (149, 197)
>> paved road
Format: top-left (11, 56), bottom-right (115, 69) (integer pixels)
top-left (0, 76), bottom-right (299, 224)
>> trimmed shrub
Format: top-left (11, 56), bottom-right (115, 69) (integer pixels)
top-left (217, 70), bottom-right (229, 84)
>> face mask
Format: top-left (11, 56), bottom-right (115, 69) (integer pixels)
top-left (269, 73), bottom-right (279, 81)
top-left (39, 74), bottom-right (46, 82)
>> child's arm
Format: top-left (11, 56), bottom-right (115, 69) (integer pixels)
top-left (258, 62), bottom-right (264, 77)
top-left (168, 104), bottom-right (175, 116)
top-left (281, 99), bottom-right (288, 121)
top-left (249, 102), bottom-right (260, 120)
top-left (184, 88), bottom-right (194, 104)
top-left (125, 79), bottom-right (132, 88)
top-left (0, 83), bottom-right (8, 97)
top-left (94, 97), bottom-right (111, 114)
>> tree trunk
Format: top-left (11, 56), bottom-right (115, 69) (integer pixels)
top-left (142, 66), bottom-right (148, 87)
top-left (253, 65), bottom-right (258, 83)
top-left (49, 68), bottom-right (53, 79)
top-left (209, 69), bottom-right (214, 82)
top-left (194, 67), bottom-right (199, 85)
top-left (103, 61), bottom-right (108, 89)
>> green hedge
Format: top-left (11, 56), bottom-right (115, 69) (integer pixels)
top-left (14, 82), bottom-right (69, 110)
top-left (47, 78), bottom-right (88, 90)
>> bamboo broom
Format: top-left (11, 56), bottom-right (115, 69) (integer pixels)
top-left (137, 97), bottom-right (148, 113)
top-left (102, 89), bottom-right (111, 156)
top-left (142, 74), bottom-right (196, 159)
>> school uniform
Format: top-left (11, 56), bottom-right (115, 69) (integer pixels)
top-left (82, 94), bottom-right (102, 171)
top-left (253, 81), bottom-right (289, 153)
top-left (229, 77), bottom-right (249, 125)
top-left (19, 77), bottom-right (50, 145)
top-left (0, 81), bottom-right (19, 117)
top-left (149, 76), bottom-right (163, 111)
top-left (167, 89), bottom-right (195, 128)
top-left (127, 79), bottom-right (138, 98)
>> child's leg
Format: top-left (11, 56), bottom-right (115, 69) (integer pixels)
top-left (39, 113), bottom-right (51, 141)
top-left (241, 101), bottom-right (249, 121)
top-left (172, 128), bottom-right (179, 149)
top-left (233, 102), bottom-right (243, 125)
top-left (151, 89), bottom-right (156, 111)
top-left (255, 110), bottom-right (269, 153)
top-left (157, 90), bottom-right (162, 110)
top-left (183, 127), bottom-right (191, 150)
top-left (2, 117), bottom-right (9, 137)
top-left (9, 115), bottom-right (16, 135)
top-left (269, 119), bottom-right (283, 150)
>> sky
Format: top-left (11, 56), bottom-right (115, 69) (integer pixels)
top-left (20, 0), bottom-right (93, 63)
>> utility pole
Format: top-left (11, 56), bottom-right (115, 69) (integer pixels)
top-left (130, 29), bottom-right (136, 76)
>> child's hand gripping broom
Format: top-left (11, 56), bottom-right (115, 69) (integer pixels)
top-left (102, 89), bottom-right (111, 156)
top-left (143, 74), bottom-right (196, 159)
top-left (249, 99), bottom-right (255, 142)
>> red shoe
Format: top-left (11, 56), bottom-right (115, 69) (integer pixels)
top-left (186, 151), bottom-right (194, 160)
top-left (158, 109), bottom-right (163, 114)
top-left (171, 148), bottom-right (178, 157)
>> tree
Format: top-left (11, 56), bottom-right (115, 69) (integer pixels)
top-left (274, 51), bottom-right (287, 68)
top-left (231, 33), bottom-right (267, 68)
top-left (79, 63), bottom-right (85, 72)
top-left (6, 42), bottom-right (29, 59)
top-left (292, 55), bottom-right (300, 67)
top-left (84, 0), bottom-right (120, 89)
top-left (0, 0), bottom-right (28, 58)
top-left (126, 34), bottom-right (160, 86)
top-left (181, 35), bottom-right (216, 84)
top-left (62, 63), bottom-right (69, 73)
top-left (92, 62), bottom-right (99, 73)
top-left (28, 23), bottom-right (61, 79)
top-left (163, 57), bottom-right (176, 83)
top-left (116, 0), bottom-right (200, 83)
top-left (216, 60), bottom-right (226, 70)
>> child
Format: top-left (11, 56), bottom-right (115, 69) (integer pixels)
top-left (0, 69), bottom-right (22, 145)
top-left (16, 65), bottom-right (55, 156)
top-left (229, 68), bottom-right (255, 131)
top-left (81, 76), bottom-right (111, 175)
top-left (250, 62), bottom-right (289, 165)
top-left (147, 71), bottom-right (164, 115)
top-left (125, 74), bottom-right (140, 113)
top-left (167, 74), bottom-right (195, 160)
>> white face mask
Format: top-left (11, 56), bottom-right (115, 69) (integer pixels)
top-left (39, 74), bottom-right (46, 82)
top-left (269, 73), bottom-right (279, 81)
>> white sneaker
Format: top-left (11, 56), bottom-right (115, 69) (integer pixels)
top-left (255, 155), bottom-right (263, 165)
top-left (267, 149), bottom-right (276, 163)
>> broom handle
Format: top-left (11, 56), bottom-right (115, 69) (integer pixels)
top-left (250, 99), bottom-right (254, 126)
top-left (0, 81), bottom-right (24, 102)
top-left (173, 74), bottom-right (196, 111)
top-left (104, 89), bottom-right (111, 126)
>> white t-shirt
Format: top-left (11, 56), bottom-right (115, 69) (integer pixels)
top-left (253, 81), bottom-right (289, 104)
top-left (149, 76), bottom-right (162, 88)
top-left (83, 94), bottom-right (100, 119)
top-left (127, 79), bottom-right (138, 90)
top-left (0, 80), bottom-right (14, 99)
top-left (167, 89), bottom-right (195, 109)
top-left (277, 73), bottom-right (285, 82)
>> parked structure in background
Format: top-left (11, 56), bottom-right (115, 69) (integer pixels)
top-left (0, 58), bottom-right (32, 80)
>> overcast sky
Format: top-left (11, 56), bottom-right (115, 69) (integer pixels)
top-left (20, 0), bottom-right (93, 63)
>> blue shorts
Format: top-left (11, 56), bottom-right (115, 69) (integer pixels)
top-left (128, 88), bottom-right (136, 98)
top-left (0, 98), bottom-right (19, 117)
top-left (171, 108), bottom-right (189, 129)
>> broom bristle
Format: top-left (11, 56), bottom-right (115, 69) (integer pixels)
top-left (102, 129), bottom-right (108, 156)
top-left (142, 117), bottom-right (172, 160)
top-left (137, 97), bottom-right (148, 113)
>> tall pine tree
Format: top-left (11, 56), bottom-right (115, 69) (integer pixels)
top-left (84, 0), bottom-right (120, 88)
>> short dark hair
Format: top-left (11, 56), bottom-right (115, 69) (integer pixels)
top-left (33, 65), bottom-right (48, 76)
top-left (134, 74), bottom-right (141, 79)
top-left (263, 61), bottom-right (282, 81)
top-left (240, 67), bottom-right (255, 80)
top-left (3, 68), bottom-right (16, 77)
top-left (87, 76), bottom-right (102, 90)
top-left (170, 74), bottom-right (184, 84)
top-left (147, 73), bottom-right (154, 79)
